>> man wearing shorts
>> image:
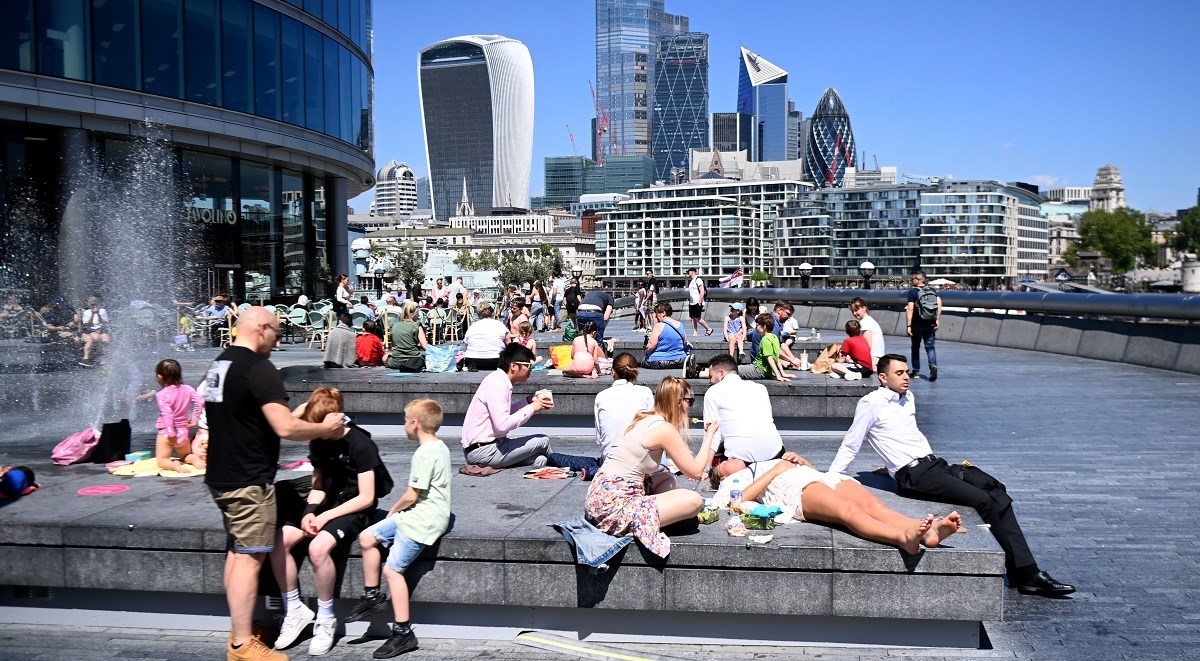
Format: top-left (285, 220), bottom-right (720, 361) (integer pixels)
top-left (204, 307), bottom-right (345, 661)
top-left (686, 268), bottom-right (714, 336)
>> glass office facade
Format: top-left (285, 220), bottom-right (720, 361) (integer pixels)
top-left (419, 41), bottom-right (495, 221)
top-left (712, 112), bottom-right (752, 153)
top-left (0, 0), bottom-right (373, 152)
top-left (0, 0), bottom-right (365, 303)
top-left (650, 33), bottom-right (708, 183)
top-left (595, 0), bottom-right (688, 159)
top-left (805, 88), bottom-right (856, 188)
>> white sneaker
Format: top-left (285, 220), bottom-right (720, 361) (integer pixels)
top-left (308, 618), bottom-right (337, 656)
top-left (274, 602), bottom-right (314, 650)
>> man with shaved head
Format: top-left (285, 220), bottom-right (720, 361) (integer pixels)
top-left (203, 306), bottom-right (346, 661)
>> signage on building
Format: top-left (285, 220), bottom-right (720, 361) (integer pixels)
top-left (187, 206), bottom-right (239, 225)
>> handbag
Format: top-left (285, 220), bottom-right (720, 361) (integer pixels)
top-left (92, 419), bottom-right (132, 464)
top-left (52, 428), bottom-right (99, 465)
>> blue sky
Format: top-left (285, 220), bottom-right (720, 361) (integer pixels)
top-left (351, 0), bottom-right (1200, 213)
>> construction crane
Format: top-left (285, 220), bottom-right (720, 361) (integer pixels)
top-left (588, 81), bottom-right (610, 165)
top-left (565, 124), bottom-right (578, 157)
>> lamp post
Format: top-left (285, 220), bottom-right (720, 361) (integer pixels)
top-left (799, 262), bottom-right (813, 289)
top-left (374, 268), bottom-right (385, 298)
top-left (858, 261), bottom-right (876, 290)
top-left (571, 264), bottom-right (583, 281)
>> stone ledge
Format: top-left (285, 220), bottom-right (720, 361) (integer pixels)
top-left (281, 364), bottom-right (872, 419)
top-left (0, 468), bottom-right (1005, 624)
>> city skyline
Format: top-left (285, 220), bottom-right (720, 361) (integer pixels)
top-left (356, 0), bottom-right (1200, 213)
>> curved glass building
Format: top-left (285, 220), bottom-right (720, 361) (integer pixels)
top-left (0, 0), bottom-right (373, 301)
top-left (804, 88), bottom-right (856, 188)
top-left (419, 35), bottom-right (533, 221)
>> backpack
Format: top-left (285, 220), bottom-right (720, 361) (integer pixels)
top-left (52, 428), bottom-right (99, 465)
top-left (562, 320), bottom-right (578, 342)
top-left (916, 286), bottom-right (939, 322)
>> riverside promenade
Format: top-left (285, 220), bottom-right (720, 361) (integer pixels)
top-left (0, 319), bottom-right (1197, 659)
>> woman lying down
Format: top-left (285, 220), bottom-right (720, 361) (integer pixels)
top-left (715, 452), bottom-right (962, 555)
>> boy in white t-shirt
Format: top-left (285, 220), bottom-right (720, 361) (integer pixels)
top-left (345, 399), bottom-right (452, 658)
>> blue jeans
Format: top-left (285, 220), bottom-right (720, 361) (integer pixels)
top-left (909, 322), bottom-right (938, 372)
top-left (366, 515), bottom-right (428, 573)
top-left (576, 311), bottom-right (607, 355)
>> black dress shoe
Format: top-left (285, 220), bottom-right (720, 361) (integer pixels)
top-left (1013, 570), bottom-right (1075, 597)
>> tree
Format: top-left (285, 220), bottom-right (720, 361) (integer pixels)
top-left (389, 243), bottom-right (425, 294)
top-left (495, 244), bottom-right (565, 287)
top-left (454, 248), bottom-right (500, 271)
top-left (1077, 208), bottom-right (1154, 272)
top-left (1173, 207), bottom-right (1200, 256)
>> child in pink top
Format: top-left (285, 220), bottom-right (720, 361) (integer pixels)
top-left (154, 359), bottom-right (205, 473)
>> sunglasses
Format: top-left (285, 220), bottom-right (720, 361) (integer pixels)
top-left (511, 361), bottom-right (532, 367)
top-left (682, 396), bottom-right (695, 404)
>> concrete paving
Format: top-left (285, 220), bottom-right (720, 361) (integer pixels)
top-left (0, 321), bottom-right (1198, 659)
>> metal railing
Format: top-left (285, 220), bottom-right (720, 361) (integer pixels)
top-left (649, 288), bottom-right (1200, 322)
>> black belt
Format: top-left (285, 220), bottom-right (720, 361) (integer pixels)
top-left (463, 441), bottom-right (493, 454)
top-left (901, 454), bottom-right (936, 471)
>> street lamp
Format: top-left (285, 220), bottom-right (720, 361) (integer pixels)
top-left (374, 268), bottom-right (385, 297)
top-left (799, 262), bottom-right (813, 289)
top-left (858, 261), bottom-right (876, 289)
top-left (571, 263), bottom-right (583, 280)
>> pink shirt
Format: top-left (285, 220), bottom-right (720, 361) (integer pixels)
top-left (156, 384), bottom-right (203, 433)
top-left (461, 370), bottom-right (535, 449)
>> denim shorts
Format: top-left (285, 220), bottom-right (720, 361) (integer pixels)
top-left (366, 515), bottom-right (427, 573)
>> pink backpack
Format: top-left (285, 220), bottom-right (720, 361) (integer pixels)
top-left (52, 429), bottom-right (99, 465)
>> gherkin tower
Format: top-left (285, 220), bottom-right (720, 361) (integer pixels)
top-left (804, 88), bottom-right (856, 188)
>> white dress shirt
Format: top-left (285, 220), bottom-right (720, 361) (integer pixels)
top-left (702, 373), bottom-right (783, 462)
top-left (828, 387), bottom-right (934, 477)
top-left (594, 379), bottom-right (654, 458)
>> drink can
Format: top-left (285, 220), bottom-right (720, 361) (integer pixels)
top-left (730, 489), bottom-right (743, 506)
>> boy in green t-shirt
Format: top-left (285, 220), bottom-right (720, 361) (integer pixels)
top-left (345, 399), bottom-right (452, 658)
top-left (752, 313), bottom-right (794, 382)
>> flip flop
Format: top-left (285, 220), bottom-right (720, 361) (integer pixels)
top-left (705, 328), bottom-right (714, 336)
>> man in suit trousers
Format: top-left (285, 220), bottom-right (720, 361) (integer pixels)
top-left (828, 353), bottom-right (1074, 598)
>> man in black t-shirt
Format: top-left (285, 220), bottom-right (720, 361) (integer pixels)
top-left (203, 307), bottom-right (344, 661)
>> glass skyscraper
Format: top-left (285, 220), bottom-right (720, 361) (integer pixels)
top-left (544, 155), bottom-right (655, 208)
top-left (595, 0), bottom-right (688, 160)
top-left (736, 47), bottom-right (789, 162)
top-left (419, 35), bottom-right (534, 221)
top-left (651, 33), bottom-right (709, 182)
top-left (804, 88), bottom-right (857, 188)
top-left (712, 112), bottom-right (752, 153)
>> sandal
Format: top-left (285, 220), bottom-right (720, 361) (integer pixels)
top-left (705, 328), bottom-right (713, 336)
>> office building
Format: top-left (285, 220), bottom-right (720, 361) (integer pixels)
top-left (804, 88), bottom-right (857, 188)
top-left (415, 176), bottom-right (431, 211)
top-left (419, 35), bottom-right (534, 221)
top-left (544, 156), bottom-right (592, 209)
top-left (920, 181), bottom-right (1047, 286)
top-left (651, 33), bottom-right (709, 183)
top-left (747, 180), bottom-right (1051, 289)
top-left (712, 112), bottom-right (752, 152)
top-left (843, 167), bottom-right (898, 188)
top-left (787, 101), bottom-right (802, 161)
top-left (1043, 186), bottom-right (1092, 203)
top-left (0, 0), bottom-right (374, 302)
top-left (595, 0), bottom-right (688, 159)
top-left (543, 155), bottom-right (655, 208)
top-left (373, 161), bottom-right (417, 218)
top-left (687, 150), bottom-right (805, 182)
top-left (736, 47), bottom-right (789, 162)
top-left (595, 178), bottom-right (812, 292)
top-left (1090, 164), bottom-right (1127, 212)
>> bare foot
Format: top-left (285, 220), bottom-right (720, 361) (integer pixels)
top-left (901, 515), bottom-right (934, 555)
top-left (923, 511), bottom-right (963, 547)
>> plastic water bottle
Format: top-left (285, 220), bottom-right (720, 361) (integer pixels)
top-left (799, 351), bottom-right (809, 370)
top-left (729, 476), bottom-right (743, 508)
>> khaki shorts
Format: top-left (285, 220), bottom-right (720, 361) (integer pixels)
top-left (210, 484), bottom-right (277, 554)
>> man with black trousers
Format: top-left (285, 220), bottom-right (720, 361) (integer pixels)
top-left (827, 353), bottom-right (1074, 598)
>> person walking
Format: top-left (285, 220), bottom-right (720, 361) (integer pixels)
top-left (905, 271), bottom-right (942, 381)
top-left (203, 307), bottom-right (345, 661)
top-left (686, 268), bottom-right (714, 337)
